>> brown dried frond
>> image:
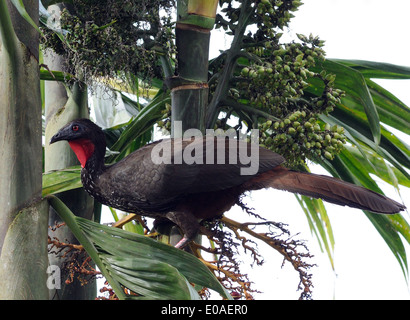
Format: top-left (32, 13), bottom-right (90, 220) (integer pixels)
top-left (48, 223), bottom-right (101, 287)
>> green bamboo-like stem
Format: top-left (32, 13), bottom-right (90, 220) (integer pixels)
top-left (177, 0), bottom-right (218, 29)
top-left (171, 84), bottom-right (208, 135)
top-left (175, 24), bottom-right (210, 83)
top-left (0, 0), bottom-right (43, 248)
top-left (160, 1), bottom-right (218, 245)
top-left (188, 0), bottom-right (218, 17)
top-left (171, 23), bottom-right (209, 135)
top-left (170, 0), bottom-right (218, 137)
top-left (171, 24), bottom-right (210, 137)
top-left (0, 0), bottom-right (48, 299)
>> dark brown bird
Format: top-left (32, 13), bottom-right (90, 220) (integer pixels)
top-left (50, 119), bottom-right (406, 248)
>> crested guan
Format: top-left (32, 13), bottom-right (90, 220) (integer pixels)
top-left (50, 119), bottom-right (406, 248)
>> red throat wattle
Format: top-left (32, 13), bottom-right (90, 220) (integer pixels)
top-left (68, 139), bottom-right (95, 168)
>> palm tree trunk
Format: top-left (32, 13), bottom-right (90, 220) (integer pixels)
top-left (0, 0), bottom-right (48, 299)
top-left (170, 0), bottom-right (218, 136)
top-left (161, 0), bottom-right (217, 245)
top-left (44, 5), bottom-right (96, 300)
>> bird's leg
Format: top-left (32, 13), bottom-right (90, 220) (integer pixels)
top-left (174, 236), bottom-right (191, 249)
top-left (165, 210), bottom-right (201, 249)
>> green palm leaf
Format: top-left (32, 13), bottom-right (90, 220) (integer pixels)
top-left (321, 149), bottom-right (409, 280)
top-left (332, 59), bottom-right (410, 80)
top-left (107, 90), bottom-right (170, 162)
top-left (310, 59), bottom-right (381, 144)
top-left (366, 79), bottom-right (410, 135)
top-left (42, 166), bottom-right (82, 196)
top-left (48, 195), bottom-right (232, 300)
top-left (305, 59), bottom-right (410, 279)
top-left (101, 255), bottom-right (201, 300)
top-left (296, 195), bottom-right (335, 270)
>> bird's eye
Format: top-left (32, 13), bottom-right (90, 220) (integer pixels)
top-left (72, 125), bottom-right (79, 132)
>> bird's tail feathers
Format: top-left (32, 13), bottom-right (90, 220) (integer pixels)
top-left (246, 167), bottom-right (405, 214)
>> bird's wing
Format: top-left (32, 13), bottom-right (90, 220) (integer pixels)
top-left (107, 137), bottom-right (284, 200)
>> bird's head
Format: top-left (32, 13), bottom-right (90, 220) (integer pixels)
top-left (50, 119), bottom-right (106, 168)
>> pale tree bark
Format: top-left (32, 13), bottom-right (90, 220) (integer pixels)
top-left (0, 0), bottom-right (48, 299)
top-left (44, 4), bottom-right (96, 300)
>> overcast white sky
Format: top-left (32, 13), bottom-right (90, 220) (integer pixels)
top-left (209, 0), bottom-right (410, 300)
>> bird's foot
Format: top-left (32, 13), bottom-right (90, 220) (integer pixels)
top-left (174, 236), bottom-right (191, 249)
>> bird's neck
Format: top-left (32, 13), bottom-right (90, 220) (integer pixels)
top-left (79, 141), bottom-right (107, 199)
top-left (68, 138), bottom-right (106, 174)
top-left (83, 149), bottom-right (106, 176)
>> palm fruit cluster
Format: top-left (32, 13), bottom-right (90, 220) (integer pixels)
top-left (238, 34), bottom-right (324, 116)
top-left (41, 0), bottom-right (176, 86)
top-left (255, 0), bottom-right (303, 34)
top-left (238, 34), bottom-right (345, 166)
top-left (213, 0), bottom-right (346, 168)
top-left (157, 103), bottom-right (172, 134)
top-left (217, 0), bottom-right (302, 33)
top-left (259, 112), bottom-right (346, 166)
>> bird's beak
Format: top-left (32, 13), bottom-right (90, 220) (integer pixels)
top-left (49, 125), bottom-right (71, 145)
top-left (49, 133), bottom-right (61, 145)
